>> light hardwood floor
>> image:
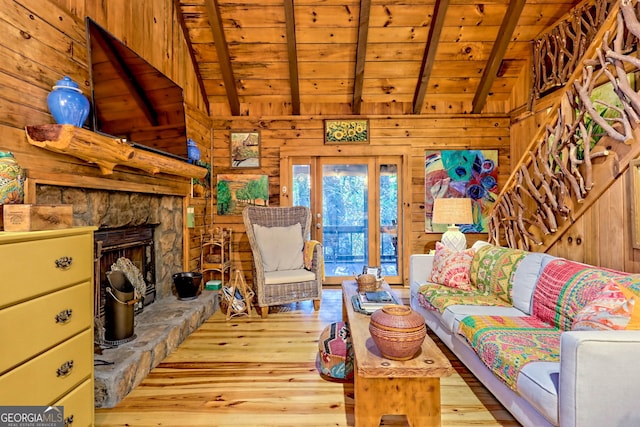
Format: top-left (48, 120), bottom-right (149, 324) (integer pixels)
top-left (95, 288), bottom-right (519, 426)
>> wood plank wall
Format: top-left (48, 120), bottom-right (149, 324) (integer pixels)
top-left (0, 0), bottom-right (211, 271)
top-left (210, 116), bottom-right (511, 285)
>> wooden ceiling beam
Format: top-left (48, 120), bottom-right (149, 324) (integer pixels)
top-left (284, 0), bottom-right (300, 115)
top-left (173, 0), bottom-right (210, 116)
top-left (472, 0), bottom-right (527, 114)
top-left (204, 0), bottom-right (240, 116)
top-left (353, 0), bottom-right (371, 115)
top-left (413, 0), bottom-right (449, 115)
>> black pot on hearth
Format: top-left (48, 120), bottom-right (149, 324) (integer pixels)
top-left (172, 272), bottom-right (203, 300)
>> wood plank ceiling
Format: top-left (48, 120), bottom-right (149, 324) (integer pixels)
top-left (176, 0), bottom-right (581, 117)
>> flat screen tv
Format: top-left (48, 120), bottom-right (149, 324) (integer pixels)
top-left (86, 18), bottom-right (189, 162)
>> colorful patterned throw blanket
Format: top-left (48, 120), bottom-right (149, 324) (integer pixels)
top-left (470, 244), bottom-right (527, 304)
top-left (532, 259), bottom-right (627, 330)
top-left (417, 283), bottom-right (510, 312)
top-left (458, 315), bottom-right (561, 389)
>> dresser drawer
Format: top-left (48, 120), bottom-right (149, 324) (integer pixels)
top-left (54, 378), bottom-right (94, 427)
top-left (0, 329), bottom-right (92, 405)
top-left (0, 282), bottom-right (92, 373)
top-left (0, 232), bottom-right (93, 308)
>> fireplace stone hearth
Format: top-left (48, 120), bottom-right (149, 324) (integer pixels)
top-left (94, 291), bottom-right (218, 408)
top-left (35, 185), bottom-right (219, 408)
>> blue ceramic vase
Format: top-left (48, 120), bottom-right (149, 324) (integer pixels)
top-left (0, 151), bottom-right (26, 204)
top-left (187, 138), bottom-right (201, 164)
top-left (47, 76), bottom-right (90, 127)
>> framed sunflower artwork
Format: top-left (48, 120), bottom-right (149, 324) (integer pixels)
top-left (324, 119), bottom-right (369, 144)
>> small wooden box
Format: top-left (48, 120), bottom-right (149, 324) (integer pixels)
top-left (2, 204), bottom-right (73, 232)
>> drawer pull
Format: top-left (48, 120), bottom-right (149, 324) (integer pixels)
top-left (55, 256), bottom-right (73, 269)
top-left (55, 309), bottom-right (73, 324)
top-left (64, 415), bottom-right (74, 426)
top-left (56, 360), bottom-right (74, 377)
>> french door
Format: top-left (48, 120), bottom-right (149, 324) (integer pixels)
top-left (284, 155), bottom-right (403, 285)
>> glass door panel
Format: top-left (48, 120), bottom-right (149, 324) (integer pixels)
top-left (287, 156), bottom-right (402, 285)
top-left (320, 162), bottom-right (370, 280)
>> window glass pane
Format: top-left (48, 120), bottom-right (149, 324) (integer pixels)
top-left (380, 164), bottom-right (398, 276)
top-left (292, 164), bottom-right (311, 208)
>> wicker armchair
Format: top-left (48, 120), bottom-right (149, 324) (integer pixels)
top-left (243, 206), bottom-right (323, 318)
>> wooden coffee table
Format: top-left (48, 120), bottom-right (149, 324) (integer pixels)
top-left (342, 280), bottom-right (453, 427)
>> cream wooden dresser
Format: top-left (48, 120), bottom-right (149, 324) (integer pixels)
top-left (0, 226), bottom-right (95, 426)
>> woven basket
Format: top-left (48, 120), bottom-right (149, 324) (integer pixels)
top-left (368, 304), bottom-right (427, 360)
top-left (356, 274), bottom-right (379, 292)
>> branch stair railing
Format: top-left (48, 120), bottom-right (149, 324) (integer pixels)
top-left (489, 0), bottom-right (640, 251)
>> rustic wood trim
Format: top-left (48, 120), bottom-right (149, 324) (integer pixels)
top-left (413, 0), bottom-right (449, 115)
top-left (471, 0), bottom-right (526, 114)
top-left (204, 0), bottom-right (240, 116)
top-left (26, 171), bottom-right (191, 197)
top-left (284, 0), bottom-right (300, 115)
top-left (173, 0), bottom-right (210, 116)
top-left (353, 0), bottom-right (371, 114)
top-left (25, 124), bottom-right (207, 179)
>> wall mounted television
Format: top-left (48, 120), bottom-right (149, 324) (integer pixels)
top-left (86, 18), bottom-right (189, 162)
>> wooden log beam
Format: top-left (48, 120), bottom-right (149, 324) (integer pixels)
top-left (413, 0), bottom-right (448, 115)
top-left (353, 0), bottom-right (371, 114)
top-left (25, 124), bottom-right (207, 179)
top-left (284, 0), bottom-right (301, 115)
top-left (204, 0), bottom-right (240, 116)
top-left (472, 0), bottom-right (526, 113)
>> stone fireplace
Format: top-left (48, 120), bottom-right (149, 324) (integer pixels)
top-left (95, 225), bottom-right (156, 344)
top-left (35, 185), bottom-right (218, 408)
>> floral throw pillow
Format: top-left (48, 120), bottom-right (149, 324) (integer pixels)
top-left (429, 242), bottom-right (475, 291)
top-left (572, 279), bottom-right (640, 331)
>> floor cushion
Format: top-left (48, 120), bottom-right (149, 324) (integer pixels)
top-left (317, 321), bottom-right (354, 381)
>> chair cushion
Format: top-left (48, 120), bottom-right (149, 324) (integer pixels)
top-left (317, 321), bottom-right (354, 380)
top-left (264, 269), bottom-right (316, 285)
top-left (253, 223), bottom-right (304, 272)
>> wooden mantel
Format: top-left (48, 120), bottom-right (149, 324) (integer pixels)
top-left (25, 124), bottom-right (207, 180)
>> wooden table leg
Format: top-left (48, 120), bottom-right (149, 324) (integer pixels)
top-left (355, 373), bottom-right (441, 427)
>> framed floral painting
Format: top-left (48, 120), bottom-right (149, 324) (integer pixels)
top-left (425, 149), bottom-right (499, 233)
top-left (324, 120), bottom-right (369, 144)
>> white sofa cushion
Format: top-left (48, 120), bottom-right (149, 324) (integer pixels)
top-left (264, 269), bottom-right (315, 285)
top-left (516, 362), bottom-right (559, 426)
top-left (512, 253), bottom-right (557, 314)
top-left (253, 223), bottom-right (304, 272)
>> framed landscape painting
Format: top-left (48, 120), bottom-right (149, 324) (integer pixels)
top-left (217, 174), bottom-right (268, 216)
top-left (230, 131), bottom-right (260, 168)
top-left (424, 149), bottom-right (499, 233)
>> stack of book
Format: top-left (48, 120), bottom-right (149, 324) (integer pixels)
top-left (353, 290), bottom-right (400, 314)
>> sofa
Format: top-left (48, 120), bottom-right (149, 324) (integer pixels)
top-left (409, 242), bottom-right (640, 427)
